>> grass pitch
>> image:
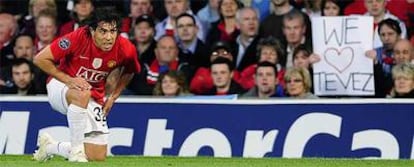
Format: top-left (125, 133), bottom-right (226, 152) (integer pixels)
top-left (1, 155), bottom-right (413, 167)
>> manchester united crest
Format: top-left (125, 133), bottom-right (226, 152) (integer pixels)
top-left (107, 60), bottom-right (116, 68)
top-left (92, 58), bottom-right (103, 69)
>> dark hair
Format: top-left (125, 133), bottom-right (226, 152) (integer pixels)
top-left (11, 58), bottom-right (34, 73)
top-left (293, 44), bottom-right (311, 60)
top-left (256, 36), bottom-right (285, 62)
top-left (88, 7), bottom-right (121, 32)
top-left (255, 61), bottom-right (277, 76)
top-left (378, 18), bottom-right (402, 36)
top-left (211, 57), bottom-right (235, 71)
top-left (175, 13), bottom-right (196, 25)
top-left (320, 0), bottom-right (344, 16)
top-left (218, 0), bottom-right (244, 20)
top-left (153, 70), bottom-right (189, 96)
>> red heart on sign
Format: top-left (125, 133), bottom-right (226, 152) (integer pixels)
top-left (323, 47), bottom-right (354, 73)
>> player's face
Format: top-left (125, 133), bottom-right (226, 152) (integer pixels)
top-left (394, 74), bottom-right (414, 95)
top-left (379, 25), bottom-right (399, 50)
top-left (91, 21), bottom-right (118, 52)
top-left (36, 16), bottom-right (57, 44)
top-left (14, 36), bottom-right (35, 61)
top-left (259, 47), bottom-right (278, 64)
top-left (134, 22), bottom-right (154, 43)
top-left (161, 75), bottom-right (180, 96)
top-left (176, 16), bottom-right (198, 42)
top-left (283, 18), bottom-right (306, 45)
top-left (323, 1), bottom-right (340, 16)
top-left (211, 63), bottom-right (232, 89)
top-left (130, 0), bottom-right (152, 18)
top-left (255, 67), bottom-right (276, 96)
top-left (12, 63), bottom-right (33, 89)
top-left (286, 73), bottom-right (306, 97)
top-left (293, 51), bottom-right (310, 69)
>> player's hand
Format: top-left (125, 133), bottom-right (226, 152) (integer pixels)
top-left (66, 77), bottom-right (92, 91)
top-left (103, 96), bottom-right (115, 116)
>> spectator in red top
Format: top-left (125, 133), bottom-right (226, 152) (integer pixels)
top-left (239, 36), bottom-right (286, 90)
top-left (206, 57), bottom-right (245, 95)
top-left (59, 0), bottom-right (95, 36)
top-left (34, 9), bottom-right (58, 53)
top-left (0, 13), bottom-right (18, 67)
top-left (190, 40), bottom-right (241, 94)
top-left (121, 0), bottom-right (153, 39)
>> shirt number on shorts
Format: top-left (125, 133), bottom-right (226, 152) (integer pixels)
top-left (93, 106), bottom-right (107, 122)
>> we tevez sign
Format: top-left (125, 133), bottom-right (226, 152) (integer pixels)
top-left (312, 16), bottom-right (374, 96)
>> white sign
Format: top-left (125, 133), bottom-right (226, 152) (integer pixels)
top-left (312, 16), bottom-right (375, 96)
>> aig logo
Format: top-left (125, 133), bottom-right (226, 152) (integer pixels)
top-left (76, 66), bottom-right (108, 82)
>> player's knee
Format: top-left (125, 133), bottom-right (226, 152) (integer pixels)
top-left (87, 152), bottom-right (106, 161)
top-left (77, 90), bottom-right (91, 100)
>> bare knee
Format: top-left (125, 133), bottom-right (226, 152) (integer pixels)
top-left (66, 89), bottom-right (91, 107)
top-left (84, 143), bottom-right (107, 162)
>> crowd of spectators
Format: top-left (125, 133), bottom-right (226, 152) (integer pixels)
top-left (0, 0), bottom-right (413, 98)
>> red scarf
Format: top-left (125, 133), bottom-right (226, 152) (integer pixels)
top-left (146, 59), bottom-right (179, 85)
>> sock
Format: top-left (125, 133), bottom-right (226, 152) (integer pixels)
top-left (67, 104), bottom-right (87, 149)
top-left (46, 142), bottom-right (71, 158)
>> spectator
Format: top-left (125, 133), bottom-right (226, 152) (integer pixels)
top-left (206, 0), bottom-right (243, 46)
top-left (59, 0), bottom-right (95, 36)
top-left (190, 40), bottom-right (240, 94)
top-left (393, 39), bottom-right (414, 65)
top-left (0, 58), bottom-right (42, 95)
top-left (121, 0), bottom-right (154, 39)
top-left (153, 70), bottom-right (191, 97)
top-left (390, 63), bottom-right (414, 98)
top-left (363, 0), bottom-right (406, 48)
top-left (0, 13), bottom-right (18, 67)
top-left (35, 9), bottom-right (58, 53)
top-left (132, 14), bottom-right (157, 66)
top-left (18, 0), bottom-right (57, 38)
top-left (239, 36), bottom-right (286, 90)
top-left (260, 0), bottom-right (311, 45)
top-left (13, 35), bottom-right (35, 61)
top-left (320, 0), bottom-right (344, 16)
top-left (128, 35), bottom-right (189, 95)
top-left (282, 10), bottom-right (312, 68)
top-left (197, 0), bottom-right (220, 31)
top-left (155, 0), bottom-right (206, 42)
top-left (241, 61), bottom-right (284, 98)
top-left (175, 13), bottom-right (209, 80)
top-left (302, 0), bottom-right (322, 17)
top-left (232, 7), bottom-right (260, 71)
top-left (206, 57), bottom-right (245, 95)
top-left (284, 67), bottom-right (317, 98)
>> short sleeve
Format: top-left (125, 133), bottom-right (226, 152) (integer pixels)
top-left (122, 42), bottom-right (141, 74)
top-left (49, 28), bottom-right (82, 62)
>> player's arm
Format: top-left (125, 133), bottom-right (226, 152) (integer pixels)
top-left (103, 68), bottom-right (134, 116)
top-left (33, 45), bottom-right (91, 91)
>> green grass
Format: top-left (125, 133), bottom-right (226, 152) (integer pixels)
top-left (0, 155), bottom-right (413, 167)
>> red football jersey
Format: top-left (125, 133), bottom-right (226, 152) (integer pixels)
top-left (49, 27), bottom-right (141, 104)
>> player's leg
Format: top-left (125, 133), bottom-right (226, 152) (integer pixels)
top-left (65, 89), bottom-right (90, 162)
